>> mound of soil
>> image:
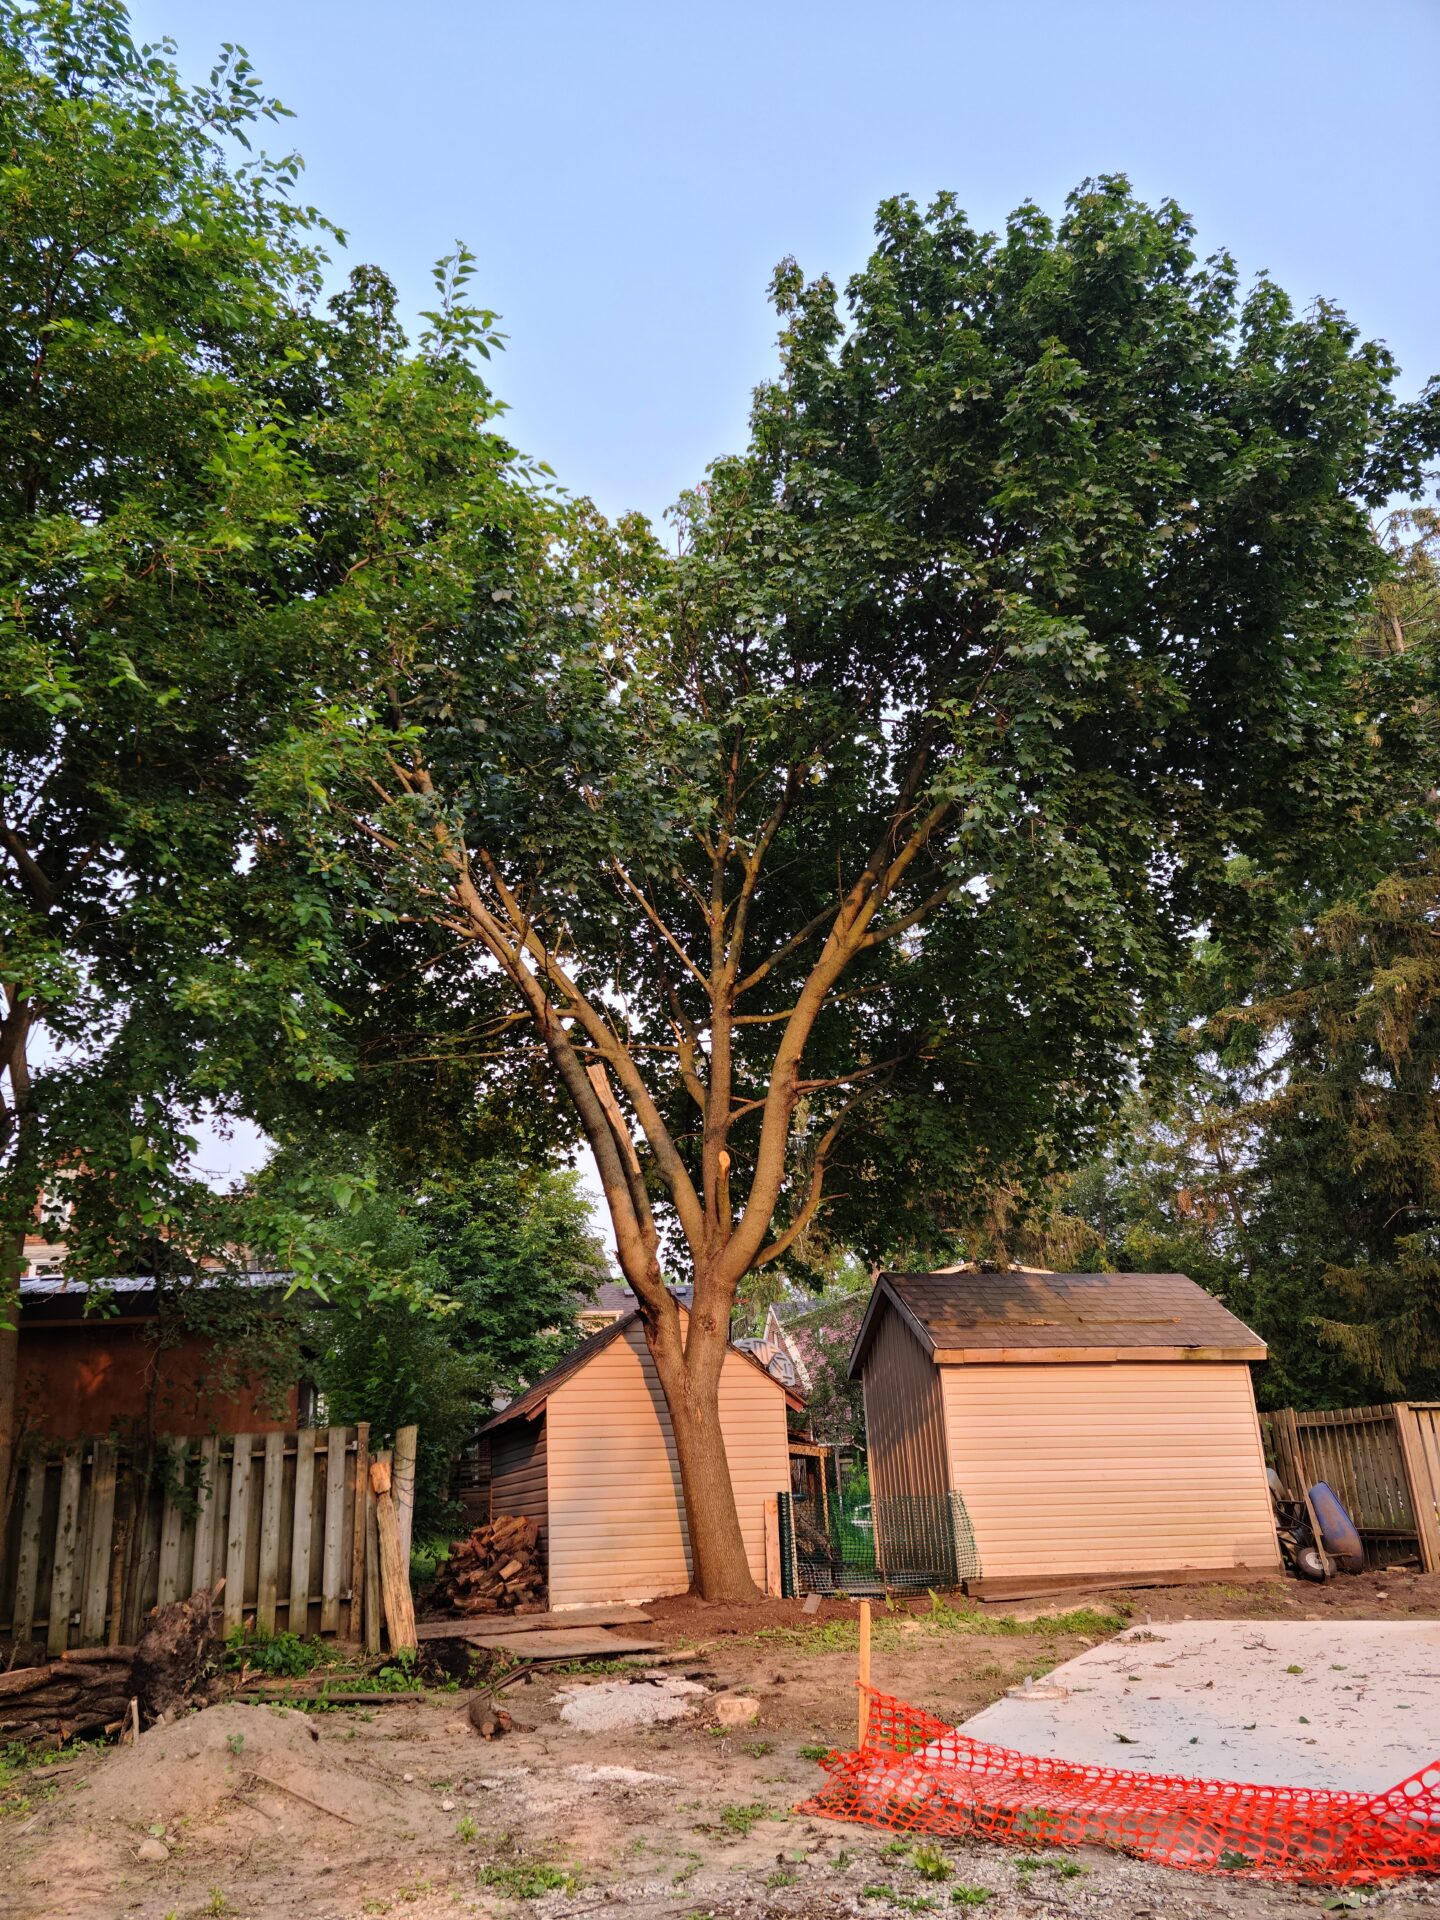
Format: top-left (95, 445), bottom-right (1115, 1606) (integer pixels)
top-left (21, 1698), bottom-right (441, 1894)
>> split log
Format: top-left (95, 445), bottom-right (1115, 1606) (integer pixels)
top-left (370, 1458), bottom-right (418, 1655)
top-left (0, 1648), bottom-right (134, 1741)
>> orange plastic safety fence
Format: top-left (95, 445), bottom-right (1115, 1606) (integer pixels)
top-left (800, 1688), bottom-right (1440, 1884)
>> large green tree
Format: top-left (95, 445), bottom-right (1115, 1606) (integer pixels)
top-left (267, 183), bottom-right (1435, 1597)
top-left (0, 0), bottom-right (534, 1511)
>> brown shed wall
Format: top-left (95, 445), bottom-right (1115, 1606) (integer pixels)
top-left (862, 1301), bottom-right (951, 1508)
top-left (17, 1322), bottom-right (297, 1441)
top-left (489, 1416), bottom-right (549, 1550)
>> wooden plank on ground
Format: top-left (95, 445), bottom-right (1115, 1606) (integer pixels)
top-left (256, 1431), bottom-right (285, 1634)
top-left (46, 1445), bottom-right (84, 1656)
top-left (77, 1440), bottom-right (118, 1646)
top-left (415, 1605), bottom-right (652, 1641)
top-left (190, 1435), bottom-right (220, 1593)
top-left (156, 1444), bottom-right (187, 1606)
top-left (224, 1436), bottom-right (255, 1635)
top-left (320, 1427), bottom-right (348, 1635)
top-left (289, 1427), bottom-right (317, 1633)
top-left (11, 1454), bottom-right (47, 1642)
top-left (443, 1627), bottom-right (660, 1659)
top-left (348, 1423), bottom-right (368, 1642)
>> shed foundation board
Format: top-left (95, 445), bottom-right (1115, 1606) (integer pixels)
top-left (415, 1606), bottom-right (651, 1641)
top-left (958, 1619), bottom-right (1440, 1794)
top-left (438, 1628), bottom-right (661, 1659)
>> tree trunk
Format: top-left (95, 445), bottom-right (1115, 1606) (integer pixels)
top-left (646, 1318), bottom-right (759, 1604)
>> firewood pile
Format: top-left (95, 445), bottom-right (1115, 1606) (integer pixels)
top-left (430, 1515), bottom-right (544, 1614)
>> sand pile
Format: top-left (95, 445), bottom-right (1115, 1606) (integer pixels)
top-left (32, 1701), bottom-right (438, 1856)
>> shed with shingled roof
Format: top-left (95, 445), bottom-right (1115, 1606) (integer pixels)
top-left (849, 1268), bottom-right (1281, 1596)
top-left (479, 1309), bottom-right (801, 1609)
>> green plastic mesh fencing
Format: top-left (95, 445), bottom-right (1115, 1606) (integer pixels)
top-left (785, 1479), bottom-right (979, 1593)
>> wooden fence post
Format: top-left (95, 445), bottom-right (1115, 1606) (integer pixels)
top-left (1393, 1403), bottom-right (1440, 1574)
top-left (857, 1598), bottom-right (872, 1749)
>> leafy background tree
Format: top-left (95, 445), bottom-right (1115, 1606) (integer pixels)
top-left (1001, 513), bottom-right (1440, 1409)
top-left (247, 1141), bottom-right (608, 1533)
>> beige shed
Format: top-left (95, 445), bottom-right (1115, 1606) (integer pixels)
top-left (480, 1310), bottom-right (799, 1609)
top-left (851, 1269), bottom-right (1282, 1597)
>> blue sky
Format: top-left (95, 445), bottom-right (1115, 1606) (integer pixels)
top-left (132, 0), bottom-right (1439, 531)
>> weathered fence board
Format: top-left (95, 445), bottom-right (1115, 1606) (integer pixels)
top-left (1262, 1402), bottom-right (1440, 1572)
top-left (46, 1445), bottom-right (83, 1656)
top-left (1, 1424), bottom-right (415, 1650)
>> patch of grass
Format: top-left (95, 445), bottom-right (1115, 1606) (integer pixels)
top-left (951, 1888), bottom-right (992, 1907)
top-left (751, 1593), bottom-right (1126, 1657)
top-left (371, 1650), bottom-right (425, 1693)
top-left (912, 1843), bottom-right (952, 1882)
top-left (880, 1839), bottom-right (911, 1860)
top-left (547, 1656), bottom-right (638, 1677)
top-left (455, 1814), bottom-right (478, 1844)
top-left (479, 1859), bottom-right (580, 1899)
top-left (206, 1893), bottom-right (229, 1917)
top-left (0, 1736), bottom-right (101, 1818)
top-left (747, 1740), bottom-right (775, 1757)
top-left (799, 1742), bottom-right (833, 1761)
top-left (223, 1623), bottom-right (332, 1678)
top-left (765, 1868), bottom-right (801, 1889)
top-left (718, 1802), bottom-right (768, 1836)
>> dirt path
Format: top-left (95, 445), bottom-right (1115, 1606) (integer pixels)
top-left (6, 1577), bottom-right (1439, 1920)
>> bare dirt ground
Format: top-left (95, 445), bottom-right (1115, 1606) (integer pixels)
top-left (6, 1571), bottom-right (1439, 1920)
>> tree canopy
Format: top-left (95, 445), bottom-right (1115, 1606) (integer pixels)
top-left (256, 181), bottom-right (1437, 1595)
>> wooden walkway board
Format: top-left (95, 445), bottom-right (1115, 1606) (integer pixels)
top-left (444, 1628), bottom-right (661, 1659)
top-left (416, 1605), bottom-right (652, 1641)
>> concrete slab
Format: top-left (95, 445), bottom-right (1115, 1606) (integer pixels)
top-left (959, 1619), bottom-right (1440, 1793)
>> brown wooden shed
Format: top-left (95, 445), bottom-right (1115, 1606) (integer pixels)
top-left (480, 1310), bottom-right (800, 1609)
top-left (851, 1269), bottom-right (1281, 1596)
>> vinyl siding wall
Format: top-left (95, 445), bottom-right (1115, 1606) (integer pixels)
top-left (544, 1319), bottom-right (790, 1609)
top-left (489, 1417), bottom-right (549, 1551)
top-left (862, 1305), bottom-right (950, 1506)
top-left (939, 1360), bottom-right (1281, 1578)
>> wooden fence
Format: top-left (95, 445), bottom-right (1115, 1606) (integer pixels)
top-left (0, 1424), bottom-right (417, 1654)
top-left (1261, 1403), bottom-right (1440, 1573)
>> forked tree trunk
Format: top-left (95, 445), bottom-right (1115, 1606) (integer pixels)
top-left (645, 1312), bottom-right (759, 1604)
